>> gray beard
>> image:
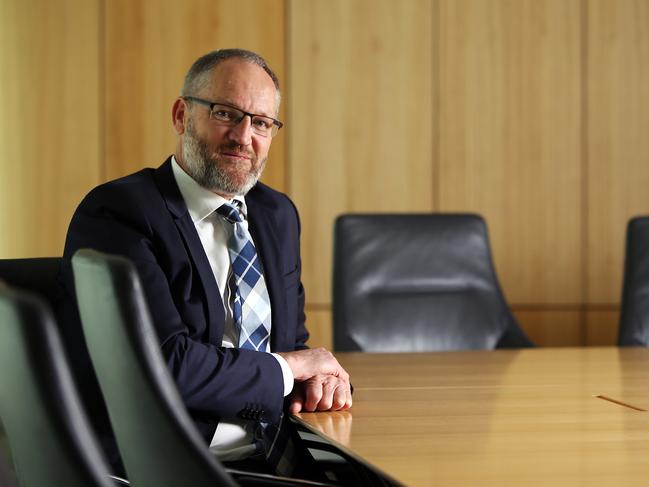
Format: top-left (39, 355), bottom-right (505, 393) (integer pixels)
top-left (182, 120), bottom-right (265, 195)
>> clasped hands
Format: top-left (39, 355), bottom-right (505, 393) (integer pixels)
top-left (278, 347), bottom-right (352, 414)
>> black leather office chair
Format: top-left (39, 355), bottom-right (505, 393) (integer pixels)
top-left (0, 284), bottom-right (127, 487)
top-left (0, 258), bottom-right (62, 306)
top-left (332, 214), bottom-right (533, 352)
top-left (618, 216), bottom-right (649, 346)
top-left (71, 249), bottom-right (335, 487)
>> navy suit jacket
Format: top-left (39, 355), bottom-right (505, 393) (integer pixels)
top-left (59, 157), bottom-right (308, 449)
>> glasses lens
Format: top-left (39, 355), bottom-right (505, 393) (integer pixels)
top-left (209, 103), bottom-right (280, 137)
top-left (250, 116), bottom-right (276, 137)
top-left (210, 104), bottom-right (242, 124)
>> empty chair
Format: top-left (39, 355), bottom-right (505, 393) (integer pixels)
top-left (619, 216), bottom-right (649, 346)
top-left (0, 284), bottom-right (125, 487)
top-left (0, 258), bottom-right (111, 464)
top-left (332, 214), bottom-right (532, 352)
top-left (71, 249), bottom-right (333, 487)
top-left (0, 258), bottom-right (62, 306)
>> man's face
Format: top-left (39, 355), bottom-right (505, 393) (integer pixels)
top-left (175, 58), bottom-right (278, 196)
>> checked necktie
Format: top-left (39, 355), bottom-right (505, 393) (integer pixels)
top-left (216, 202), bottom-right (299, 476)
top-left (215, 201), bottom-right (272, 351)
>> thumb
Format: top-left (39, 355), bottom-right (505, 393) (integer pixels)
top-left (288, 397), bottom-right (303, 414)
top-left (287, 386), bottom-right (305, 414)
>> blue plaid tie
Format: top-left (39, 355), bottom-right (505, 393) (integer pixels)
top-left (216, 202), bottom-right (298, 475)
top-left (216, 201), bottom-right (272, 351)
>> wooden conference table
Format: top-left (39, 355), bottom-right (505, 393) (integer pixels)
top-left (294, 347), bottom-right (649, 486)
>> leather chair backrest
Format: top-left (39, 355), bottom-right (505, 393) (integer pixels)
top-left (333, 214), bottom-right (532, 352)
top-left (0, 285), bottom-right (114, 487)
top-left (619, 217), bottom-right (649, 346)
top-left (72, 249), bottom-right (238, 487)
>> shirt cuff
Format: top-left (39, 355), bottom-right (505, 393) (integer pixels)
top-left (270, 353), bottom-right (294, 396)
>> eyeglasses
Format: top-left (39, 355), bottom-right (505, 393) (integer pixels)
top-left (182, 96), bottom-right (283, 137)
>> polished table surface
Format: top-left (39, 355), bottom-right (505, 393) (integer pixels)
top-left (295, 347), bottom-right (649, 486)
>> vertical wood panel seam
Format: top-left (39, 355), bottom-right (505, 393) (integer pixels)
top-left (99, 0), bottom-right (106, 184)
top-left (580, 0), bottom-right (589, 345)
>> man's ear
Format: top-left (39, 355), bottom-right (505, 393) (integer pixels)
top-left (172, 98), bottom-right (188, 135)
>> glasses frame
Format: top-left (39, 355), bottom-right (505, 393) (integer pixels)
top-left (182, 96), bottom-right (283, 137)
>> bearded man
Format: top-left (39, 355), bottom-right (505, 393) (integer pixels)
top-left (58, 49), bottom-right (351, 480)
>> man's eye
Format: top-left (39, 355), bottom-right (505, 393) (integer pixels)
top-left (213, 109), bottom-right (236, 120)
top-left (252, 118), bottom-right (272, 129)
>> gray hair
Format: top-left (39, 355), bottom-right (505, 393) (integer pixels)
top-left (180, 48), bottom-right (280, 105)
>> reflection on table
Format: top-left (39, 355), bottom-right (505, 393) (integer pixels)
top-left (295, 347), bottom-right (649, 487)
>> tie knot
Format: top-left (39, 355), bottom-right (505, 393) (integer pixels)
top-left (216, 201), bottom-right (244, 224)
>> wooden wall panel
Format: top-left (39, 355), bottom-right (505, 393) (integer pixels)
top-left (3, 0), bottom-right (649, 347)
top-left (513, 309), bottom-right (583, 347)
top-left (0, 0), bottom-right (100, 257)
top-left (437, 0), bottom-right (582, 305)
top-left (104, 0), bottom-right (287, 191)
top-left (289, 0), bottom-right (434, 305)
top-left (587, 0), bottom-right (649, 304)
top-left (584, 308), bottom-right (619, 346)
top-left (305, 307), bottom-right (333, 350)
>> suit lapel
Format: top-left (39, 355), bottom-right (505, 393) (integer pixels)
top-left (246, 189), bottom-right (288, 351)
top-left (153, 158), bottom-right (225, 343)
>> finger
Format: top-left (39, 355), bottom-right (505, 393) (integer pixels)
top-left (316, 377), bottom-right (337, 411)
top-left (288, 396), bottom-right (303, 414)
top-left (343, 387), bottom-right (353, 410)
top-left (333, 379), bottom-right (354, 410)
top-left (303, 379), bottom-right (324, 412)
top-left (287, 384), bottom-right (305, 414)
top-left (331, 383), bottom-right (349, 410)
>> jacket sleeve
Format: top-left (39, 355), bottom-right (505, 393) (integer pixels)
top-left (62, 184), bottom-right (285, 425)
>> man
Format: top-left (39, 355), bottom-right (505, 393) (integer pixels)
top-left (58, 49), bottom-right (351, 477)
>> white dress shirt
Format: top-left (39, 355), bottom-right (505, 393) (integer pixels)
top-left (171, 157), bottom-right (293, 460)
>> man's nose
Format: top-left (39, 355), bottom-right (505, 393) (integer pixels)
top-left (227, 116), bottom-right (253, 145)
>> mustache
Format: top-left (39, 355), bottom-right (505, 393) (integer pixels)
top-left (216, 143), bottom-right (255, 159)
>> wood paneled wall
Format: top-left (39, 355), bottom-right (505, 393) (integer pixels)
top-left (289, 0), bottom-right (434, 304)
top-left (103, 0), bottom-right (287, 189)
top-left (437, 0), bottom-right (585, 346)
top-left (2, 0), bottom-right (649, 348)
top-left (586, 0), bottom-right (649, 345)
top-left (0, 0), bottom-right (101, 257)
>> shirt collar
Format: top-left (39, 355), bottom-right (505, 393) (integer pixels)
top-left (171, 155), bottom-right (247, 223)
